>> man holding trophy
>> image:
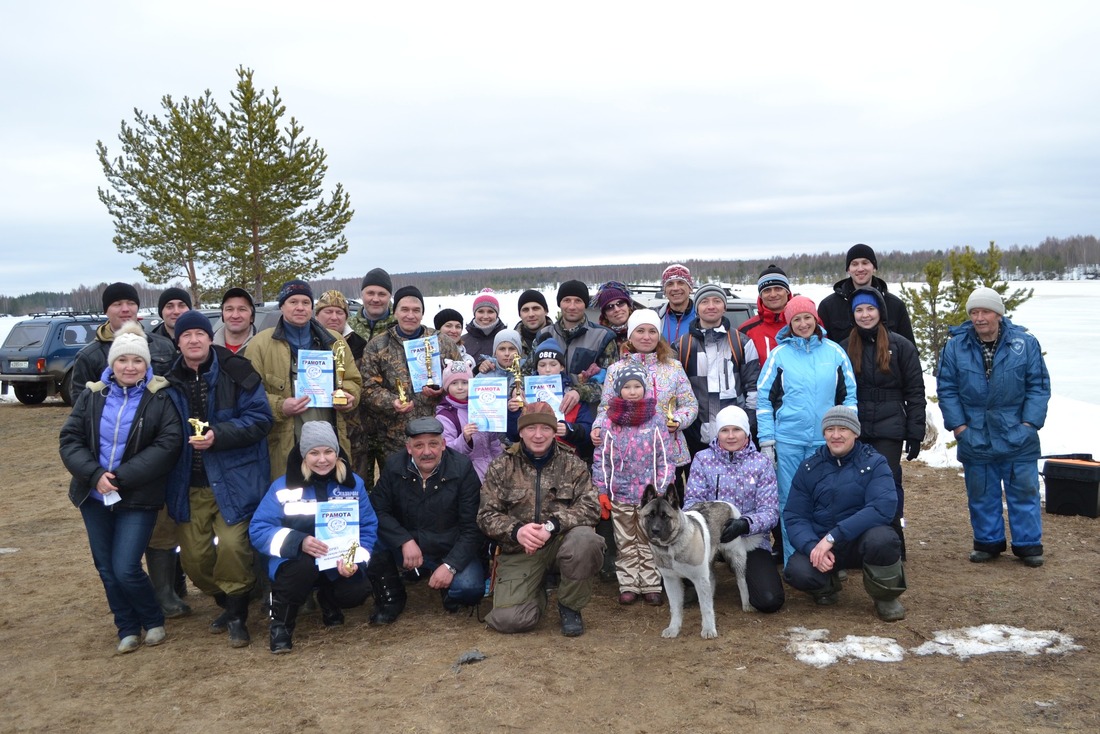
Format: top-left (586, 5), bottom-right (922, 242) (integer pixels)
top-left (165, 311), bottom-right (273, 648)
top-left (245, 279), bottom-right (362, 482)
top-left (360, 285), bottom-right (461, 471)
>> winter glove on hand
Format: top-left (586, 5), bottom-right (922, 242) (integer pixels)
top-left (905, 440), bottom-right (921, 461)
top-left (720, 517), bottom-right (750, 543)
top-left (598, 494), bottom-right (613, 521)
top-left (760, 440), bottom-right (777, 466)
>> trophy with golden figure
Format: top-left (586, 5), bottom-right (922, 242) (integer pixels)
top-left (664, 396), bottom-right (680, 430)
top-left (506, 355), bottom-right (525, 400)
top-left (341, 541), bottom-right (360, 575)
top-left (187, 418), bottom-right (211, 439)
top-left (331, 341), bottom-right (351, 407)
top-left (423, 336), bottom-right (439, 389)
top-left (395, 377), bottom-right (411, 408)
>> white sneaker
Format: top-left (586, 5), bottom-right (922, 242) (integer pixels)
top-left (144, 626), bottom-right (166, 646)
top-left (117, 635), bottom-right (141, 654)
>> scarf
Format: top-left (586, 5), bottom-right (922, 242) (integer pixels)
top-left (607, 396), bottom-right (657, 427)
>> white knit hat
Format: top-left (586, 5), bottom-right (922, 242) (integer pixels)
top-left (107, 322), bottom-right (151, 365)
top-left (715, 406), bottom-right (751, 436)
top-left (965, 287), bottom-right (1005, 316)
top-left (627, 309), bottom-right (661, 338)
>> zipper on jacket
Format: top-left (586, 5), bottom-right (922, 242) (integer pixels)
top-left (107, 385), bottom-right (131, 470)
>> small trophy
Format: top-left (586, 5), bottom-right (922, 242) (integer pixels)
top-left (341, 541), bottom-right (359, 575)
top-left (423, 337), bottom-right (439, 389)
top-left (331, 342), bottom-right (350, 407)
top-left (506, 357), bottom-right (525, 399)
top-left (664, 397), bottom-right (679, 430)
top-left (395, 378), bottom-right (410, 407)
top-left (187, 418), bottom-right (211, 439)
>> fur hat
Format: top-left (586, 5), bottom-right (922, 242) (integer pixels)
top-left (101, 282), bottom-right (140, 311)
top-left (441, 358), bottom-right (473, 392)
top-left (493, 329), bottom-right (523, 354)
top-left (661, 264), bottom-right (694, 290)
top-left (783, 295), bottom-right (821, 326)
top-left (299, 421), bottom-right (339, 454)
top-left (821, 406), bottom-right (860, 435)
top-left (756, 264), bottom-right (791, 294)
top-left (846, 243), bottom-right (878, 269)
top-left (472, 288), bottom-right (500, 314)
top-left (107, 322), bottom-right (151, 365)
top-left (518, 401), bottom-right (558, 431)
top-left (627, 308), bottom-right (661, 338)
top-left (613, 363), bottom-right (649, 396)
top-left (277, 279), bottom-right (313, 307)
top-left (715, 405), bottom-right (751, 436)
top-left (534, 338), bottom-right (566, 368)
top-left (434, 308), bottom-right (463, 331)
top-left (556, 280), bottom-right (591, 306)
top-left (360, 268), bottom-right (393, 294)
top-left (517, 289), bottom-right (549, 313)
top-left (173, 310), bottom-right (214, 343)
top-left (316, 289), bottom-right (350, 315)
top-left (966, 287), bottom-right (1005, 316)
top-left (157, 287), bottom-right (192, 316)
top-left (392, 285), bottom-right (424, 312)
top-left (595, 281), bottom-right (632, 312)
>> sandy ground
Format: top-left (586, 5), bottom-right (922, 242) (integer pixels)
top-left (1, 397), bottom-right (1098, 733)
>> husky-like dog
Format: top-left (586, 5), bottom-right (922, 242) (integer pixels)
top-left (639, 483), bottom-right (759, 639)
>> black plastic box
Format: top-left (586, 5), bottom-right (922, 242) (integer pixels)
top-left (1043, 455), bottom-right (1100, 518)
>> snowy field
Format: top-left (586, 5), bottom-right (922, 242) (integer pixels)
top-left (3, 279), bottom-right (1098, 467)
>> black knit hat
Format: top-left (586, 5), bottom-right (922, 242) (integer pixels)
top-left (517, 289), bottom-right (549, 312)
top-left (277, 279), bottom-right (314, 307)
top-left (173, 310), bottom-right (214, 343)
top-left (434, 308), bottom-right (463, 330)
top-left (360, 268), bottom-right (393, 294)
top-left (392, 285), bottom-right (424, 311)
top-left (846, 244), bottom-right (878, 269)
top-left (157, 287), bottom-right (193, 316)
top-left (556, 280), bottom-right (590, 306)
top-left (101, 282), bottom-right (140, 311)
top-left (757, 264), bottom-right (791, 295)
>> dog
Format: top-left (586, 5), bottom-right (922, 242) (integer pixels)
top-left (639, 483), bottom-right (760, 639)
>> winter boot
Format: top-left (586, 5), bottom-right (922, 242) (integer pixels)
top-left (146, 548), bottom-right (191, 618)
top-left (268, 598), bottom-right (299, 654)
top-left (367, 573), bottom-right (407, 624)
top-left (812, 572), bottom-right (842, 606)
top-left (210, 592), bottom-right (231, 633)
top-left (317, 584), bottom-right (345, 627)
top-left (863, 561), bottom-right (907, 622)
top-left (558, 602), bottom-right (584, 637)
top-left (224, 593), bottom-right (252, 648)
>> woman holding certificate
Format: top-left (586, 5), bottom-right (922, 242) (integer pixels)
top-left (250, 422), bottom-right (378, 654)
top-left (59, 322), bottom-right (183, 654)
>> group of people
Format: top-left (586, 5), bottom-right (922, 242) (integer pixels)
top-left (58, 242), bottom-right (1051, 655)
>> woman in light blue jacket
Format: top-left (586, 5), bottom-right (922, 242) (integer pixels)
top-left (756, 296), bottom-right (857, 564)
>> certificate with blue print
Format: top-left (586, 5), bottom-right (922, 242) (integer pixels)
top-left (403, 335), bottom-right (442, 392)
top-left (315, 500), bottom-right (359, 570)
top-left (468, 376), bottom-right (508, 432)
top-left (296, 350), bottom-right (334, 408)
top-left (524, 374), bottom-right (564, 420)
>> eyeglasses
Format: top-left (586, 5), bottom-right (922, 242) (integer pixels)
top-left (605, 300), bottom-right (629, 311)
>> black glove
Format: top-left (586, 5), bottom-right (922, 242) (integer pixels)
top-left (905, 440), bottom-right (921, 461)
top-left (720, 517), bottom-right (750, 543)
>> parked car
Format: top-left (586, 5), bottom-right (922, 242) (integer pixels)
top-left (0, 313), bottom-right (107, 405)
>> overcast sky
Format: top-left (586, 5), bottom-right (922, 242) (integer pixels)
top-left (2, 1), bottom-right (1098, 295)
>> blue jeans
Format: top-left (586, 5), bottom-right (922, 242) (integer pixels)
top-left (422, 556), bottom-right (486, 606)
top-left (80, 501), bottom-right (163, 638)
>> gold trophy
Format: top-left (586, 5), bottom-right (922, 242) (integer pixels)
top-left (506, 356), bottom-right (525, 399)
top-left (331, 342), bottom-right (350, 407)
top-left (395, 378), bottom-right (410, 407)
top-left (423, 337), bottom-right (439, 389)
top-left (664, 397), bottom-right (679, 430)
top-left (187, 418), bottom-right (211, 439)
top-left (341, 542), bottom-right (359, 575)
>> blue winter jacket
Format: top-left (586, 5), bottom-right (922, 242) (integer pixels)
top-left (936, 317), bottom-right (1050, 463)
top-left (166, 347), bottom-right (273, 526)
top-left (783, 442), bottom-right (897, 556)
top-left (756, 325), bottom-right (857, 446)
top-left (249, 460), bottom-right (378, 581)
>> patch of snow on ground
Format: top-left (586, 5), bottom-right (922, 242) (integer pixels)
top-left (785, 627), bottom-right (906, 668)
top-left (911, 624), bottom-right (1083, 659)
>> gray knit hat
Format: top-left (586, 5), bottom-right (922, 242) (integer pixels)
top-left (965, 287), bottom-right (1005, 316)
top-left (299, 421), bottom-right (339, 455)
top-left (693, 283), bottom-right (728, 307)
top-left (821, 406), bottom-right (860, 435)
top-left (493, 329), bottom-right (523, 353)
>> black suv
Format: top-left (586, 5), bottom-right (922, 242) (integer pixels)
top-left (1, 313), bottom-right (106, 405)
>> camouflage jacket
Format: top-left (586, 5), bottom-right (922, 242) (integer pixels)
top-left (477, 442), bottom-right (599, 554)
top-left (358, 325), bottom-right (460, 459)
top-left (348, 308), bottom-right (397, 346)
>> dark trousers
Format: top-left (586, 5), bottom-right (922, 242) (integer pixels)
top-left (784, 526), bottom-right (901, 593)
top-left (271, 555), bottom-right (371, 609)
top-left (741, 548), bottom-right (786, 613)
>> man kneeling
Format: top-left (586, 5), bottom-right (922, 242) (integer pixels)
top-left (478, 402), bottom-right (604, 636)
top-left (783, 407), bottom-right (907, 622)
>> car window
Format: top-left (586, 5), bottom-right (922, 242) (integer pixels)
top-left (62, 324), bottom-right (97, 347)
top-left (2, 324), bottom-right (50, 349)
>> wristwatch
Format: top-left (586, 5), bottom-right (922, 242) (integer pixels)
top-left (542, 521), bottom-right (555, 534)
top-left (443, 563), bottom-right (457, 575)
top-left (824, 533), bottom-right (836, 544)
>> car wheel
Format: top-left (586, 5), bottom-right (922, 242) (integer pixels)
top-left (60, 371), bottom-right (74, 406)
top-left (14, 383), bottom-right (48, 405)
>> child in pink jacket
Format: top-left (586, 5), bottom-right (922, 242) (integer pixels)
top-left (436, 359), bottom-right (503, 482)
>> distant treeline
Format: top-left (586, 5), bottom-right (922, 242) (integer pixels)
top-left (4, 235), bottom-right (1098, 314)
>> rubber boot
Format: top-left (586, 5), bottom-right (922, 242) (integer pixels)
top-left (210, 592), bottom-right (231, 633)
top-left (269, 597), bottom-right (298, 654)
top-left (863, 561), bottom-right (907, 622)
top-left (368, 573), bottom-right (407, 624)
top-left (146, 548), bottom-right (191, 618)
top-left (225, 593), bottom-right (251, 648)
top-left (174, 552), bottom-right (189, 598)
top-left (317, 584), bottom-right (345, 627)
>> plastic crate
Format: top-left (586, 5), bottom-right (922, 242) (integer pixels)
top-left (1043, 456), bottom-right (1100, 518)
